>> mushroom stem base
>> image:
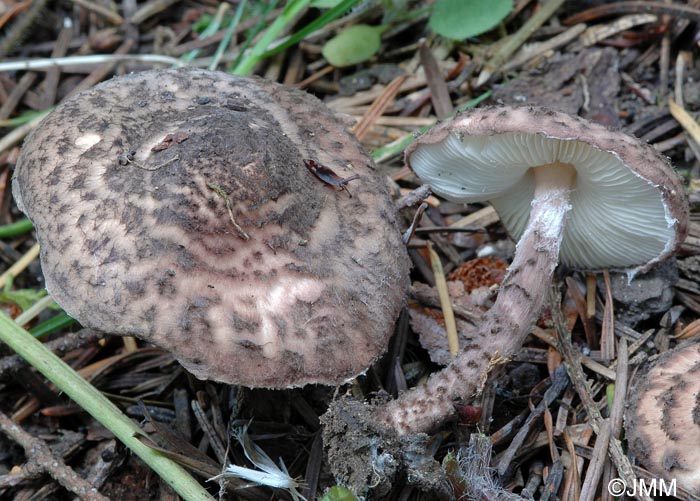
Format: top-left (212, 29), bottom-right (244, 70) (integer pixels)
top-left (376, 165), bottom-right (574, 435)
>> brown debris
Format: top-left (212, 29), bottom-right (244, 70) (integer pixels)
top-left (408, 281), bottom-right (481, 366)
top-left (151, 131), bottom-right (189, 152)
top-left (0, 410), bottom-right (108, 500)
top-left (447, 256), bottom-right (508, 292)
top-left (0, 329), bottom-right (103, 379)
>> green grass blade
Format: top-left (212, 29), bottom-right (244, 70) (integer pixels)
top-left (0, 218), bottom-right (33, 239)
top-left (28, 312), bottom-right (76, 338)
top-left (231, 0), bottom-right (313, 76)
top-left (228, 0), bottom-right (279, 73)
top-left (259, 0), bottom-right (361, 59)
top-left (209, 0), bottom-right (248, 71)
top-left (181, 3), bottom-right (230, 63)
top-left (0, 108), bottom-right (52, 128)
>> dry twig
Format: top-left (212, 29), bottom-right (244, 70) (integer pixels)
top-left (0, 410), bottom-right (108, 500)
top-left (550, 288), bottom-right (650, 501)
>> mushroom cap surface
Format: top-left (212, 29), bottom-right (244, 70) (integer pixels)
top-left (13, 68), bottom-right (410, 388)
top-left (624, 343), bottom-right (700, 495)
top-left (405, 106), bottom-right (688, 272)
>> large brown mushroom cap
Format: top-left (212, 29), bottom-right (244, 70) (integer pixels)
top-left (625, 343), bottom-right (700, 495)
top-left (406, 106), bottom-right (688, 273)
top-left (13, 68), bottom-right (410, 388)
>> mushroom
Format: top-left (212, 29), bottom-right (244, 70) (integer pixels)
top-left (625, 342), bottom-right (700, 495)
top-left (12, 68), bottom-right (410, 388)
top-left (375, 106), bottom-right (688, 434)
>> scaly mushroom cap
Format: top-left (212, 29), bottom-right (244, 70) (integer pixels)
top-left (625, 343), bottom-right (700, 495)
top-left (13, 68), bottom-right (410, 388)
top-left (406, 106), bottom-right (688, 272)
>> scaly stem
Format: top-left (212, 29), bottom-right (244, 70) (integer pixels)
top-left (375, 163), bottom-right (576, 435)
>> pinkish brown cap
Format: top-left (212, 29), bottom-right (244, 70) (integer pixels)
top-left (13, 68), bottom-right (410, 388)
top-left (406, 106), bottom-right (688, 273)
top-left (625, 343), bottom-right (700, 495)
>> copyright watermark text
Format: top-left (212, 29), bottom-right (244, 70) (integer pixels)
top-left (607, 478), bottom-right (677, 497)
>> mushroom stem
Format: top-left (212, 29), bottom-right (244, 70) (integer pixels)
top-left (376, 162), bottom-right (576, 435)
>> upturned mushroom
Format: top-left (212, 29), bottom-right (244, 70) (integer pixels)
top-left (12, 68), bottom-right (410, 388)
top-left (375, 106), bottom-right (688, 434)
top-left (625, 342), bottom-right (700, 495)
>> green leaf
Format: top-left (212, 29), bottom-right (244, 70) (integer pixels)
top-left (322, 24), bottom-right (385, 67)
top-left (320, 486), bottom-right (358, 501)
top-left (429, 0), bottom-right (512, 40)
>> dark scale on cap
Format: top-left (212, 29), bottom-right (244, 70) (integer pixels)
top-left (56, 141), bottom-right (71, 156)
top-left (662, 453), bottom-right (682, 471)
top-left (230, 312), bottom-right (259, 333)
top-left (224, 99), bottom-right (248, 112)
top-left (625, 343), bottom-right (700, 495)
top-left (660, 393), bottom-right (680, 440)
top-left (13, 68), bottom-right (410, 388)
top-left (125, 280), bottom-right (146, 296)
